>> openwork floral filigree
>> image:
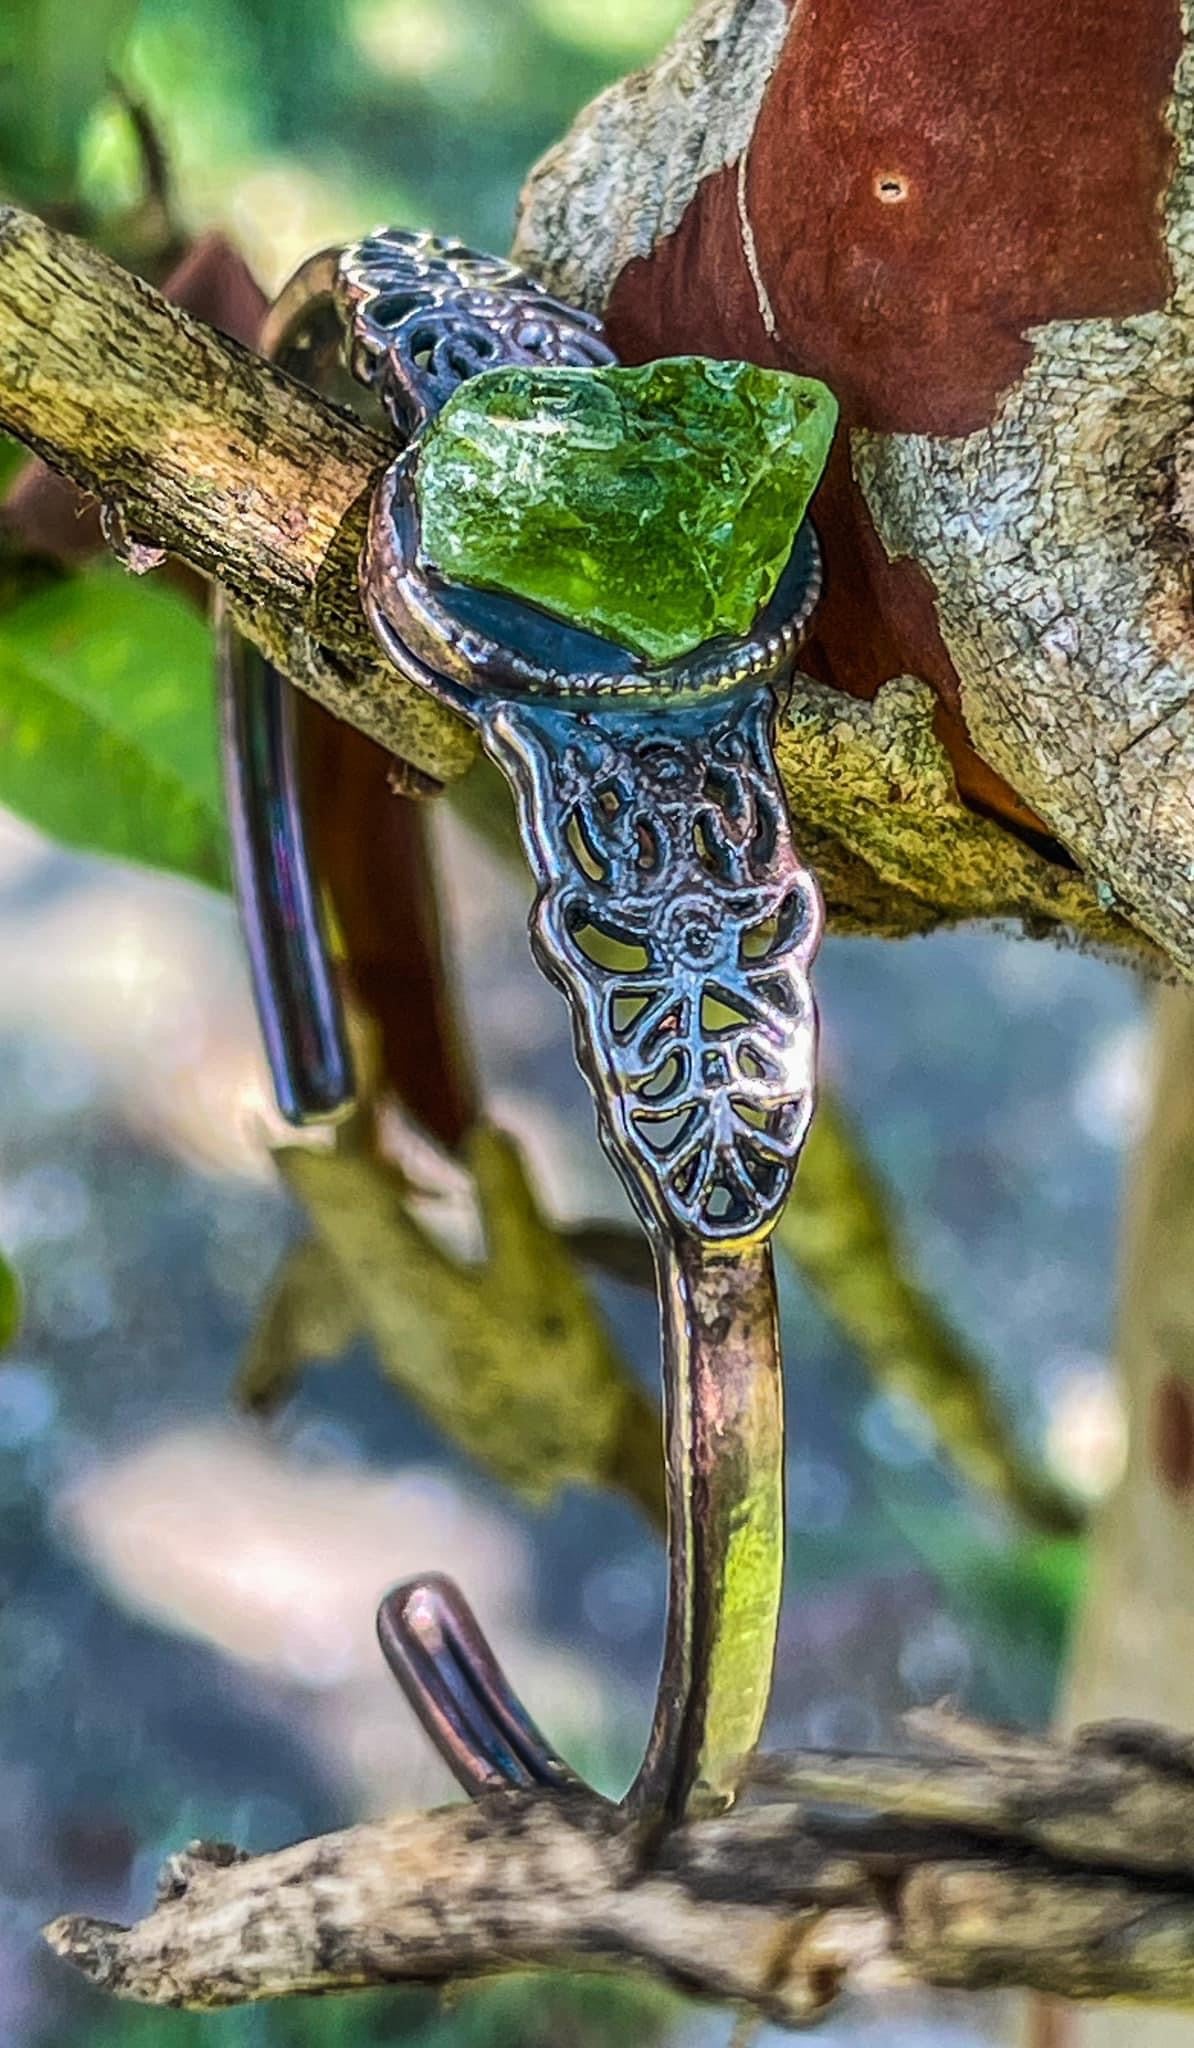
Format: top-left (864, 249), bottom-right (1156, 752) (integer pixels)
top-left (337, 227), bottom-right (614, 432)
top-left (489, 694), bottom-right (822, 1245)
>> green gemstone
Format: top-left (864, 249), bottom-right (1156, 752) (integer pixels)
top-left (414, 356), bottom-right (837, 666)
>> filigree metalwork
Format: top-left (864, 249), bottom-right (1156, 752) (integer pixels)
top-left (337, 227), bottom-right (614, 432)
top-left (489, 694), bottom-right (821, 1245)
top-left (220, 222), bottom-right (832, 1826)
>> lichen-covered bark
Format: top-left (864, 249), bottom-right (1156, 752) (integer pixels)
top-left (45, 1716), bottom-right (1194, 2019)
top-left (0, 197), bottom-right (1145, 954)
top-left (776, 675), bottom-right (1145, 954)
top-left (0, 204), bottom-right (475, 783)
top-left (516, 0), bottom-right (1194, 972)
top-left (856, 48), bottom-right (1194, 960)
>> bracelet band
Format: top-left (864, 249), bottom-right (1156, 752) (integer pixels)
top-left (216, 230), bottom-right (824, 1823)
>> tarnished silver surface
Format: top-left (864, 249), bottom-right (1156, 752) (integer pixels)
top-left (219, 229), bottom-right (827, 1828)
top-left (337, 227), bottom-right (614, 432)
top-left (490, 694), bottom-right (819, 1246)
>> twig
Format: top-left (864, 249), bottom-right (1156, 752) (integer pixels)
top-left (43, 1716), bottom-right (1194, 2019)
top-left (0, 204), bottom-right (475, 783)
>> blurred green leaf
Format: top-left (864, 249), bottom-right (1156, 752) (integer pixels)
top-left (0, 0), bottom-right (139, 204)
top-left (251, 1124), bottom-right (664, 1525)
top-left (955, 1534), bottom-right (1086, 1698)
top-left (528, 0), bottom-right (688, 60)
top-left (411, 1970), bottom-right (676, 2047)
top-left (0, 568), bottom-right (225, 886)
top-left (70, 1966), bottom-right (672, 2048)
top-left (0, 1247), bottom-right (19, 1351)
top-left (875, 1481), bottom-right (1085, 1721)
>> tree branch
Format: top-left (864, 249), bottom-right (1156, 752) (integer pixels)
top-left (0, 203), bottom-right (475, 783)
top-left (0, 202), bottom-right (1152, 959)
top-left (514, 0), bottom-right (1194, 973)
top-left (43, 1716), bottom-right (1194, 2020)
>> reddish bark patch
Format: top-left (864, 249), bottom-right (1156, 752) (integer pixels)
top-left (607, 270), bottom-right (1047, 832)
top-left (797, 436), bottom-right (1051, 834)
top-left (608, 1), bottom-right (1180, 437)
top-left (603, 0), bottom-right (1181, 834)
top-left (747, 0), bottom-right (1182, 436)
top-left (605, 166), bottom-right (780, 371)
top-left (1152, 1373), bottom-right (1194, 1501)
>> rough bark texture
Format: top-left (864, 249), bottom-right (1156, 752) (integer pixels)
top-left (43, 1715), bottom-right (1194, 2021)
top-left (515, 0), bottom-right (1194, 970)
top-left (0, 202), bottom-right (1158, 960)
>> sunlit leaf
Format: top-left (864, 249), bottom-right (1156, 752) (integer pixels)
top-left (239, 1235), bottom-right (362, 1415)
top-left (0, 0), bottom-right (140, 204)
top-left (0, 569), bottom-right (225, 886)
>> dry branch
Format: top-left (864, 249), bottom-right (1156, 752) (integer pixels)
top-left (44, 1716), bottom-right (1194, 2022)
top-left (0, 202), bottom-right (1149, 956)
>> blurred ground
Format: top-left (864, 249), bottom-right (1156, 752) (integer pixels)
top-left (0, 797), bottom-right (1142, 2045)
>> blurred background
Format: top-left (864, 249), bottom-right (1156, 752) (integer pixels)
top-left (0, 2), bottom-right (1148, 2042)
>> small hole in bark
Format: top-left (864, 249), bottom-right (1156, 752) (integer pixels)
top-left (1152, 1374), bottom-right (1194, 1500)
top-left (874, 172), bottom-right (909, 204)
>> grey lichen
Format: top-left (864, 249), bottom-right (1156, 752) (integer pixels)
top-left (850, 2), bottom-right (1194, 969)
top-left (776, 674), bottom-right (1152, 958)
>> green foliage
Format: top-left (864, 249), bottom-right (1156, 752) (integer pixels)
top-left (125, 0), bottom-right (687, 254)
top-left (68, 1968), bottom-right (672, 2048)
top-left (0, 1247), bottom-right (20, 1350)
top-left (954, 1535), bottom-right (1086, 1721)
top-left (0, 0), bottom-right (139, 207)
top-left (0, 568), bottom-right (224, 886)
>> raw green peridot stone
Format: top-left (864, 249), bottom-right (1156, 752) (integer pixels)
top-left (414, 356), bottom-right (838, 666)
